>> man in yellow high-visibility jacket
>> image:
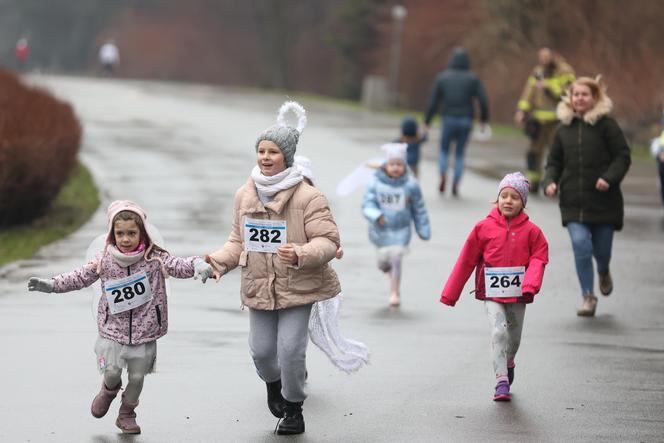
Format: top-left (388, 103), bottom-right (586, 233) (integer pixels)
top-left (515, 48), bottom-right (575, 192)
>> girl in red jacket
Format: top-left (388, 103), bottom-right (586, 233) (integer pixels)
top-left (440, 172), bottom-right (548, 401)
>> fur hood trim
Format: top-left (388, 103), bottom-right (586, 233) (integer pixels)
top-left (557, 93), bottom-right (613, 126)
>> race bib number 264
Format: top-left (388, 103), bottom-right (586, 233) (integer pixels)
top-left (484, 266), bottom-right (525, 298)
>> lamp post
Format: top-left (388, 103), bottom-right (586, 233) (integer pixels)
top-left (388, 5), bottom-right (407, 106)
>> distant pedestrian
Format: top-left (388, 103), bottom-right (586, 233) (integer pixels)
top-left (362, 143), bottom-right (431, 308)
top-left (515, 47), bottom-right (575, 193)
top-left (423, 46), bottom-right (489, 196)
top-left (99, 39), bottom-right (120, 76)
top-left (543, 76), bottom-right (631, 317)
top-left (204, 101), bottom-right (341, 435)
top-left (396, 116), bottom-right (427, 178)
top-left (27, 200), bottom-right (213, 434)
top-left (651, 122), bottom-right (664, 213)
top-left (440, 172), bottom-right (549, 402)
top-left (15, 38), bottom-right (29, 72)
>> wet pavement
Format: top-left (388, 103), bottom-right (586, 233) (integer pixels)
top-left (0, 75), bottom-right (662, 442)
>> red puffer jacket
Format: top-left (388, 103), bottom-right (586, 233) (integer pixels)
top-left (440, 208), bottom-right (548, 306)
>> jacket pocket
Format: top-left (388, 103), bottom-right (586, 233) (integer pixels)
top-left (288, 268), bottom-right (323, 294)
top-left (155, 305), bottom-right (162, 327)
top-left (241, 268), bottom-right (257, 298)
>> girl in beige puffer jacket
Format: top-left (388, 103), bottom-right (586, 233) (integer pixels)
top-left (206, 102), bottom-right (340, 435)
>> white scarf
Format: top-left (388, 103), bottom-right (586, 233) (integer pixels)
top-left (251, 165), bottom-right (303, 201)
top-left (109, 245), bottom-right (145, 268)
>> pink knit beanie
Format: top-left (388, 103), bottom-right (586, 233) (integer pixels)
top-left (498, 172), bottom-right (530, 207)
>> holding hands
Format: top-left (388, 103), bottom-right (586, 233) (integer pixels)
top-left (27, 277), bottom-right (54, 293)
top-left (193, 258), bottom-right (215, 283)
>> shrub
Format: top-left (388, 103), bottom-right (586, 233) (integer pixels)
top-left (0, 69), bottom-right (81, 226)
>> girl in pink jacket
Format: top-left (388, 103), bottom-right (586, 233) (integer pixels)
top-left (27, 200), bottom-right (213, 434)
top-left (440, 172), bottom-right (548, 402)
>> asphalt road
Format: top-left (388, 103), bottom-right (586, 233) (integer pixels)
top-left (0, 75), bottom-right (662, 443)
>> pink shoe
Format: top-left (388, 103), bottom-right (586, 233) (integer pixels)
top-left (90, 382), bottom-right (121, 418)
top-left (493, 380), bottom-right (511, 402)
top-left (116, 397), bottom-right (141, 434)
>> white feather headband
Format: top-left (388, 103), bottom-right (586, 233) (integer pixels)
top-left (277, 101), bottom-right (307, 134)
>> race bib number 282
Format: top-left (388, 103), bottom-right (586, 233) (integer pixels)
top-left (244, 218), bottom-right (287, 253)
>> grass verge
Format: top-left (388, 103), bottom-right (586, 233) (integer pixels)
top-left (0, 161), bottom-right (99, 267)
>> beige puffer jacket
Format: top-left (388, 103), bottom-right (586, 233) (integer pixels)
top-left (207, 178), bottom-right (341, 310)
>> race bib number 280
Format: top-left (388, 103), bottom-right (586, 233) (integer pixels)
top-left (244, 218), bottom-right (287, 253)
top-left (484, 266), bottom-right (525, 298)
top-left (104, 271), bottom-right (153, 315)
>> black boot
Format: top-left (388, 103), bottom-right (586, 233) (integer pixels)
top-left (276, 400), bottom-right (305, 435)
top-left (266, 380), bottom-right (285, 418)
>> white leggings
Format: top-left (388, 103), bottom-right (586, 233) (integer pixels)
top-left (103, 357), bottom-right (153, 404)
top-left (484, 301), bottom-right (526, 379)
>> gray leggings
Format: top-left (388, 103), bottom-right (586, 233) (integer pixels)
top-left (103, 357), bottom-right (153, 404)
top-left (248, 304), bottom-right (312, 403)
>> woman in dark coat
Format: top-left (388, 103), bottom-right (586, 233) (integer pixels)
top-left (543, 76), bottom-right (631, 317)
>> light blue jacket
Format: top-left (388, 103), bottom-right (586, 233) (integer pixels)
top-left (362, 168), bottom-right (431, 247)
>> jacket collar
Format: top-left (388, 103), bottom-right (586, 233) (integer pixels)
top-left (245, 178), bottom-right (301, 215)
top-left (488, 207), bottom-right (529, 228)
top-left (557, 93), bottom-right (613, 126)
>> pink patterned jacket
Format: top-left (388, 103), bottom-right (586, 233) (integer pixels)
top-left (53, 250), bottom-right (197, 345)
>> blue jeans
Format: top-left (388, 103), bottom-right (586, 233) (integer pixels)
top-left (439, 116), bottom-right (472, 184)
top-left (566, 222), bottom-right (614, 297)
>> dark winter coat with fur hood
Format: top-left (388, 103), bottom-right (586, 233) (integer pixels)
top-left (543, 93), bottom-right (631, 230)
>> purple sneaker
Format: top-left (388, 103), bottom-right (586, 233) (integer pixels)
top-left (493, 381), bottom-right (511, 402)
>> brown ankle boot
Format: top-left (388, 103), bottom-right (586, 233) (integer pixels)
top-left (90, 381), bottom-right (121, 418)
top-left (577, 294), bottom-right (597, 317)
top-left (116, 396), bottom-right (141, 434)
top-left (599, 271), bottom-right (613, 296)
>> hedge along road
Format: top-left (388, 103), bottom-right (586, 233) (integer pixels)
top-left (0, 75), bottom-right (662, 442)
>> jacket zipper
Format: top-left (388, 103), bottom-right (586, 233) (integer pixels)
top-left (269, 210), bottom-right (278, 311)
top-left (578, 122), bottom-right (584, 222)
top-left (127, 265), bottom-right (133, 344)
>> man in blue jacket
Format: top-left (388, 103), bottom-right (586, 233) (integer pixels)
top-left (423, 47), bottom-right (489, 196)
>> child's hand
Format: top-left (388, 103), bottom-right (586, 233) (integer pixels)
top-left (27, 277), bottom-right (54, 293)
top-left (335, 247), bottom-right (344, 260)
top-left (377, 216), bottom-right (386, 226)
top-left (193, 258), bottom-right (214, 283)
top-left (277, 244), bottom-right (298, 265)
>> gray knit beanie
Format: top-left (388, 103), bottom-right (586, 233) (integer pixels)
top-left (255, 101), bottom-right (307, 167)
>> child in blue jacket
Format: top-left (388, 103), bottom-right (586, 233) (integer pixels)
top-left (362, 143), bottom-right (431, 307)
